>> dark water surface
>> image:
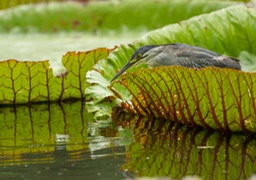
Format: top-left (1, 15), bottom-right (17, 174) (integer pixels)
top-left (1, 145), bottom-right (126, 180)
top-left (1, 102), bottom-right (256, 179)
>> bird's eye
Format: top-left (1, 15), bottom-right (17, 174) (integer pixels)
top-left (136, 54), bottom-right (142, 59)
top-left (130, 53), bottom-right (142, 64)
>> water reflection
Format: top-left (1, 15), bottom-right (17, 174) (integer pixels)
top-left (113, 112), bottom-right (256, 179)
top-left (1, 145), bottom-right (126, 179)
top-left (0, 102), bottom-right (130, 179)
top-left (1, 102), bottom-right (256, 179)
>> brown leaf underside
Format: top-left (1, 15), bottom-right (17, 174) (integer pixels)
top-left (116, 67), bottom-right (256, 132)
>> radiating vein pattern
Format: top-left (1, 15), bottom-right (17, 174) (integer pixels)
top-left (0, 48), bottom-right (113, 105)
top-left (117, 67), bottom-right (256, 132)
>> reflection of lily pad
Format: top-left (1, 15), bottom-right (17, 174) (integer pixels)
top-left (119, 116), bottom-right (256, 179)
top-left (0, 101), bottom-right (90, 156)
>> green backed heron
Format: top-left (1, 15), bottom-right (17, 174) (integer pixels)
top-left (111, 43), bottom-right (241, 82)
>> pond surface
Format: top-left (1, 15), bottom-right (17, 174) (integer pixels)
top-left (0, 102), bottom-right (256, 179)
top-left (0, 102), bottom-right (132, 179)
top-left (1, 145), bottom-right (126, 180)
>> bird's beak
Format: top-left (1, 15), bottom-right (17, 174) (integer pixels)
top-left (111, 61), bottom-right (134, 82)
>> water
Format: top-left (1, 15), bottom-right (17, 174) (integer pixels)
top-left (1, 146), bottom-right (126, 180)
top-left (0, 102), bottom-right (132, 180)
top-left (1, 127), bottom-right (128, 180)
top-left (1, 102), bottom-right (256, 179)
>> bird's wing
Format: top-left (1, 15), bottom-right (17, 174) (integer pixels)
top-left (164, 44), bottom-right (241, 69)
top-left (169, 43), bottom-right (219, 59)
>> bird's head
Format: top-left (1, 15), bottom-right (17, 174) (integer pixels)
top-left (111, 45), bottom-right (159, 82)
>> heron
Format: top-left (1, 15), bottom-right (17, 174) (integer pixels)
top-left (111, 43), bottom-right (241, 82)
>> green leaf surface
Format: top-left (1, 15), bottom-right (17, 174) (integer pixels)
top-left (0, 1), bottom-right (237, 34)
top-left (0, 0), bottom-right (53, 10)
top-left (89, 5), bottom-right (256, 131)
top-left (85, 1), bottom-right (240, 118)
top-left (0, 48), bottom-right (113, 105)
top-left (110, 5), bottom-right (256, 69)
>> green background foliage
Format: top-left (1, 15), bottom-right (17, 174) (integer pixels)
top-left (109, 5), bottom-right (256, 67)
top-left (0, 0), bottom-right (237, 34)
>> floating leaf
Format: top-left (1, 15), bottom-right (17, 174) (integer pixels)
top-left (110, 5), bottom-right (256, 71)
top-left (85, 1), bottom-right (239, 118)
top-left (115, 67), bottom-right (256, 133)
top-left (88, 5), bottom-right (256, 132)
top-left (0, 48), bottom-right (114, 105)
top-left (0, 0), bottom-right (237, 33)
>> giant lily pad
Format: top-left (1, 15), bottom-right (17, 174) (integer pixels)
top-left (0, 48), bottom-right (114, 104)
top-left (0, 0), bottom-right (237, 33)
top-left (87, 5), bottom-right (256, 132)
top-left (116, 66), bottom-right (256, 132)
